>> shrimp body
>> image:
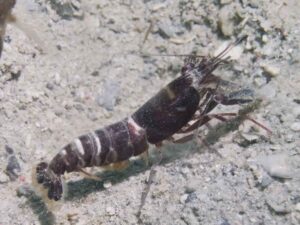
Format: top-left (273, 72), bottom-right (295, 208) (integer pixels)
top-left (35, 37), bottom-right (253, 201)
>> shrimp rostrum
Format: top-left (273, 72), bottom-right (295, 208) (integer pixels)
top-left (34, 36), bottom-right (256, 201)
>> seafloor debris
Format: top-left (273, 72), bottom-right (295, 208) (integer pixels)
top-left (5, 145), bottom-right (21, 181)
top-left (49, 0), bottom-right (84, 20)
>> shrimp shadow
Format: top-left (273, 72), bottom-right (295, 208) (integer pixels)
top-left (65, 141), bottom-right (200, 201)
top-left (17, 184), bottom-right (56, 225)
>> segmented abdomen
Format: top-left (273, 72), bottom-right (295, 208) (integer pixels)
top-left (48, 117), bottom-right (149, 176)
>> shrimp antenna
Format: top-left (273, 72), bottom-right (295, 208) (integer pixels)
top-left (137, 53), bottom-right (205, 58)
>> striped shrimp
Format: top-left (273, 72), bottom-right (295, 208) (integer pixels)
top-left (34, 36), bottom-right (257, 201)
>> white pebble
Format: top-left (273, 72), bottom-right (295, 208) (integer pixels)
top-left (295, 203), bottom-right (300, 212)
top-left (180, 194), bottom-right (188, 204)
top-left (245, 41), bottom-right (253, 50)
top-left (290, 122), bottom-right (300, 132)
top-left (181, 167), bottom-right (190, 175)
top-left (261, 64), bottom-right (280, 76)
top-left (106, 206), bottom-right (115, 216)
top-left (260, 20), bottom-right (272, 32)
top-left (241, 133), bottom-right (259, 142)
top-left (103, 181), bottom-right (112, 189)
top-left (151, 3), bottom-right (167, 11)
top-left (262, 35), bottom-right (268, 43)
top-left (218, 12), bottom-right (234, 37)
top-left (270, 145), bottom-right (281, 151)
top-left (0, 171), bottom-right (9, 183)
top-left (214, 42), bottom-right (243, 60)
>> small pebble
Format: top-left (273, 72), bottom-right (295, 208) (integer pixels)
top-left (253, 167), bottom-right (274, 189)
top-left (54, 109), bottom-right (63, 117)
top-left (180, 194), bottom-right (189, 204)
top-left (96, 80), bottom-right (120, 111)
top-left (31, 91), bottom-right (42, 101)
top-left (290, 122), bottom-right (300, 132)
top-left (260, 174), bottom-right (274, 189)
top-left (295, 203), bottom-right (300, 212)
top-left (284, 134), bottom-right (294, 143)
top-left (46, 82), bottom-right (54, 90)
top-left (74, 103), bottom-right (84, 112)
top-left (54, 72), bottom-right (61, 85)
top-left (257, 154), bottom-right (293, 179)
top-left (292, 106), bottom-right (300, 118)
top-left (106, 206), bottom-right (116, 216)
top-left (266, 198), bottom-right (291, 214)
top-left (181, 167), bottom-right (190, 176)
top-left (218, 9), bottom-right (234, 37)
top-left (103, 181), bottom-right (112, 189)
top-left (228, 45), bottom-right (243, 60)
top-left (87, 112), bottom-right (98, 121)
top-left (5, 145), bottom-right (14, 154)
top-left (220, 218), bottom-right (231, 225)
top-left (91, 71), bottom-right (99, 76)
top-left (245, 41), bottom-right (253, 50)
top-left (260, 20), bottom-right (272, 32)
top-left (220, 0), bottom-right (232, 5)
top-left (270, 145), bottom-right (281, 151)
top-left (254, 76), bottom-right (267, 87)
top-left (258, 83), bottom-right (277, 99)
top-left (0, 171), bottom-right (9, 184)
top-left (261, 64), bottom-right (280, 77)
top-left (185, 192), bottom-right (197, 203)
top-left (151, 3), bottom-right (167, 11)
top-left (262, 35), bottom-right (268, 43)
top-left (25, 134), bottom-right (32, 148)
top-left (169, 36), bottom-right (195, 45)
top-left (35, 122), bottom-right (41, 128)
top-left (241, 133), bottom-right (259, 142)
top-left (214, 42), bottom-right (243, 60)
top-left (185, 185), bottom-right (196, 194)
top-left (157, 21), bottom-right (175, 39)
